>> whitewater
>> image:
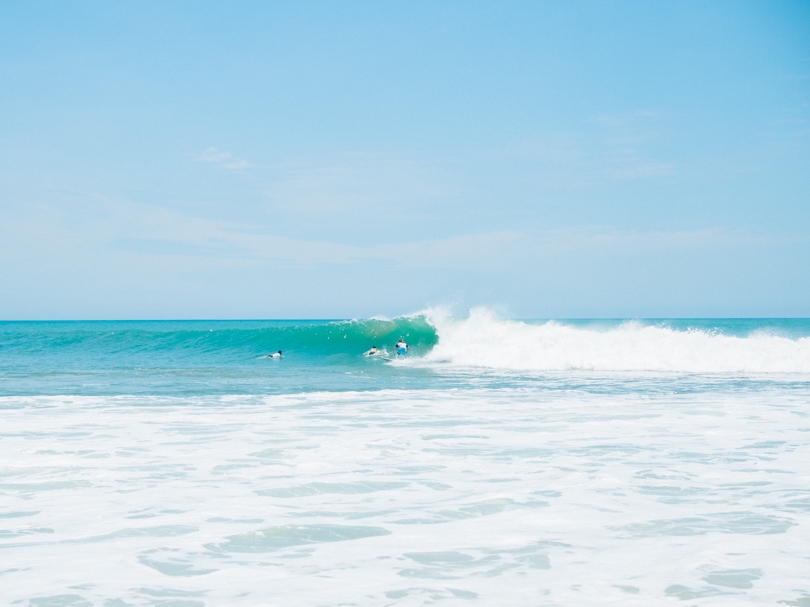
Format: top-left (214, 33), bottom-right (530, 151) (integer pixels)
top-left (2, 313), bottom-right (810, 606)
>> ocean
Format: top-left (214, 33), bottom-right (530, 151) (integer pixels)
top-left (2, 311), bottom-right (810, 606)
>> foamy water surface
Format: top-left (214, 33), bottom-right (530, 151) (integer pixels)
top-left (1, 316), bottom-right (810, 606)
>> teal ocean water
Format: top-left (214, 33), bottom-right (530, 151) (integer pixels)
top-left (2, 312), bottom-right (810, 606)
top-left (3, 314), bottom-right (810, 396)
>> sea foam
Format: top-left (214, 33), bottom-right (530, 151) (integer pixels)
top-left (423, 309), bottom-right (810, 373)
top-left (2, 387), bottom-right (809, 606)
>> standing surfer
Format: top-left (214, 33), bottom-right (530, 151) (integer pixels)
top-left (394, 338), bottom-right (408, 358)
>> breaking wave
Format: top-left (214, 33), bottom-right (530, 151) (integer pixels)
top-left (422, 309), bottom-right (810, 374)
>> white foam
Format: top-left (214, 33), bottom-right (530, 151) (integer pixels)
top-left (2, 387), bottom-right (809, 606)
top-left (422, 308), bottom-right (810, 373)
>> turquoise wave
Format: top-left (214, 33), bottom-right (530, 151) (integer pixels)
top-left (0, 317), bottom-right (439, 361)
top-left (3, 316), bottom-right (810, 397)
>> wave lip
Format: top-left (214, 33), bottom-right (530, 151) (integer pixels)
top-left (422, 309), bottom-right (810, 374)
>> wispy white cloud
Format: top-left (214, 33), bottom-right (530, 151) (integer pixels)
top-left (68, 196), bottom-right (759, 269)
top-left (610, 161), bottom-right (675, 180)
top-left (532, 226), bottom-right (762, 253)
top-left (196, 146), bottom-right (255, 170)
top-left (4, 191), bottom-right (771, 275)
top-left (516, 110), bottom-right (676, 188)
top-left (593, 111), bottom-right (675, 181)
top-left (263, 153), bottom-right (458, 217)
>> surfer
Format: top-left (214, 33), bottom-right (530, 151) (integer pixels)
top-left (266, 350), bottom-right (282, 359)
top-left (364, 346), bottom-right (379, 356)
top-left (394, 338), bottom-right (408, 358)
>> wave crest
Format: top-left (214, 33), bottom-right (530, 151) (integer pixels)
top-left (422, 309), bottom-right (810, 373)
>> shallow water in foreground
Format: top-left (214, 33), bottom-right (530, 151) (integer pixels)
top-left (3, 386), bottom-right (810, 606)
top-left (1, 317), bottom-right (810, 606)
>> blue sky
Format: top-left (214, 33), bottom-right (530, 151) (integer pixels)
top-left (1, 1), bottom-right (809, 319)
